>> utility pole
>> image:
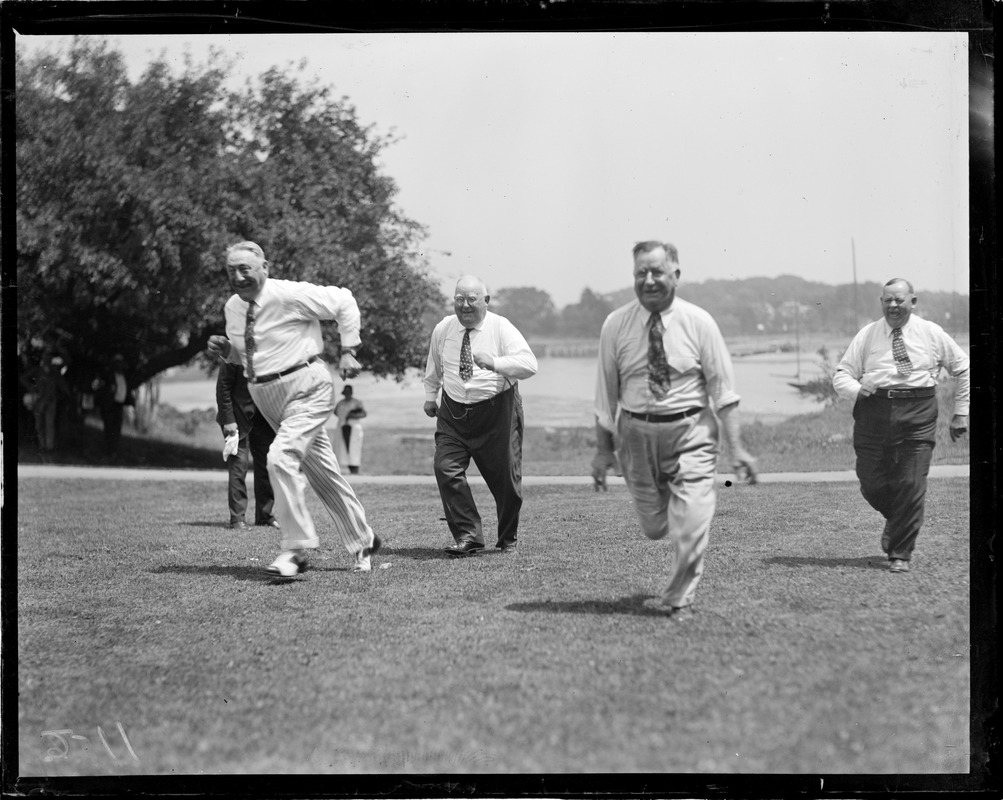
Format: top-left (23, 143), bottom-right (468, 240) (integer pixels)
top-left (851, 237), bottom-right (859, 334)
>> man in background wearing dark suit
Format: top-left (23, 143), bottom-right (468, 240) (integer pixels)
top-left (216, 360), bottom-right (277, 530)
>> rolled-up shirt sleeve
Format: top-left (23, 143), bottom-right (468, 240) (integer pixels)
top-left (832, 331), bottom-right (867, 402)
top-left (291, 284), bottom-right (362, 349)
top-left (423, 321), bottom-right (445, 402)
top-left (701, 321), bottom-right (741, 410)
top-left (939, 330), bottom-right (970, 416)
top-left (492, 318), bottom-right (538, 380)
top-left (594, 317), bottom-right (620, 434)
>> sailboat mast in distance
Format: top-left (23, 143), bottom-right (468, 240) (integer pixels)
top-left (851, 237), bottom-right (859, 334)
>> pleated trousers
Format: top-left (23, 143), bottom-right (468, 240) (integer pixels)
top-left (852, 393), bottom-right (938, 561)
top-left (248, 360), bottom-right (375, 554)
top-left (617, 407), bottom-right (720, 608)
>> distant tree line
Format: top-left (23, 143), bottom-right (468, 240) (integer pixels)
top-left (492, 277), bottom-right (969, 341)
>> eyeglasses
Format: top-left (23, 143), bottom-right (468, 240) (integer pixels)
top-left (454, 296), bottom-right (483, 306)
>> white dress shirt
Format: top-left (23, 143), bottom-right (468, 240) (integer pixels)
top-left (594, 297), bottom-right (741, 433)
top-left (833, 315), bottom-right (970, 414)
top-left (224, 278), bottom-right (361, 376)
top-left (424, 311), bottom-right (538, 404)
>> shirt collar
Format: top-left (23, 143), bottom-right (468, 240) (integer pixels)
top-left (456, 312), bottom-right (487, 333)
top-left (882, 316), bottom-right (914, 336)
top-left (239, 278), bottom-right (273, 308)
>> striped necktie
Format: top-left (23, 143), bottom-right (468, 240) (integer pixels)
top-left (647, 312), bottom-right (672, 399)
top-left (891, 327), bottom-right (912, 376)
top-left (459, 328), bottom-right (473, 382)
top-left (245, 301), bottom-right (257, 381)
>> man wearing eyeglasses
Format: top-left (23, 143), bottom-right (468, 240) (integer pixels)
top-left (833, 278), bottom-right (969, 574)
top-left (423, 276), bottom-right (539, 557)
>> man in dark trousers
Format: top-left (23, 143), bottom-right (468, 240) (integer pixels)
top-left (833, 277), bottom-right (969, 573)
top-left (216, 360), bottom-right (278, 530)
top-left (423, 275), bottom-right (538, 557)
top-left (94, 353), bottom-right (134, 459)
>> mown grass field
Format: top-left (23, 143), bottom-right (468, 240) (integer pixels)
top-left (16, 475), bottom-right (971, 777)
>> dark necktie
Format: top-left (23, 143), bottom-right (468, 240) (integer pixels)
top-left (647, 312), bottom-right (671, 399)
top-left (891, 327), bottom-right (912, 376)
top-left (245, 301), bottom-right (257, 381)
top-left (459, 328), bottom-right (473, 382)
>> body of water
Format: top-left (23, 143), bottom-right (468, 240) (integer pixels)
top-left (160, 353), bottom-right (833, 430)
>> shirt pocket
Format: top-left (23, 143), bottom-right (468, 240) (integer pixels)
top-left (667, 356), bottom-right (698, 377)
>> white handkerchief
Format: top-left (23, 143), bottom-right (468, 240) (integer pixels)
top-left (222, 433), bottom-right (240, 461)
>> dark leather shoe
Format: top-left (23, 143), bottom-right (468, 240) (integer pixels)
top-left (889, 559), bottom-right (910, 573)
top-left (445, 540), bottom-right (484, 557)
top-left (496, 544), bottom-right (518, 554)
top-left (229, 520), bottom-right (248, 530)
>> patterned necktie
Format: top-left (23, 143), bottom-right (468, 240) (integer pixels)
top-left (244, 301), bottom-right (257, 381)
top-left (459, 328), bottom-right (473, 382)
top-left (891, 327), bottom-right (912, 376)
top-left (647, 312), bottom-right (672, 399)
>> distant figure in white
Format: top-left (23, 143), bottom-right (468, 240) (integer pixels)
top-left (334, 384), bottom-right (367, 474)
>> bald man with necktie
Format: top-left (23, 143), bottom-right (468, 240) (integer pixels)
top-left (592, 240), bottom-right (757, 620)
top-left (423, 275), bottom-right (538, 557)
top-left (833, 278), bottom-right (969, 574)
top-left (206, 241), bottom-right (381, 579)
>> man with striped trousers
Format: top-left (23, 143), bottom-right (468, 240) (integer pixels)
top-left (206, 241), bottom-right (381, 578)
top-left (833, 278), bottom-right (969, 573)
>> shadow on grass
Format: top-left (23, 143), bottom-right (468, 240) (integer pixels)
top-left (150, 564), bottom-right (273, 583)
top-left (177, 521), bottom-right (243, 529)
top-left (379, 545), bottom-right (459, 561)
top-left (506, 593), bottom-right (656, 616)
top-left (18, 421), bottom-right (221, 470)
top-left (764, 554), bottom-right (888, 570)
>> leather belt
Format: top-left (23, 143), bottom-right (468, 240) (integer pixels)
top-left (624, 407), bottom-right (703, 423)
top-left (443, 386), bottom-right (513, 409)
top-left (251, 355), bottom-right (322, 385)
top-left (873, 387), bottom-right (936, 399)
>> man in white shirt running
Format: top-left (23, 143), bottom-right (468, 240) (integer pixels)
top-left (833, 277), bottom-right (969, 574)
top-left (592, 240), bottom-right (757, 620)
top-left (423, 276), bottom-right (538, 557)
top-left (206, 241), bottom-right (381, 579)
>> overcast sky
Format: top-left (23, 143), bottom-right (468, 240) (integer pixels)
top-left (18, 32), bottom-right (970, 307)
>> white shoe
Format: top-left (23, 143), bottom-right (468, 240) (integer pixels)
top-left (352, 552), bottom-right (372, 573)
top-left (352, 534), bottom-right (382, 572)
top-left (642, 597), bottom-right (694, 620)
top-left (265, 550), bottom-right (309, 578)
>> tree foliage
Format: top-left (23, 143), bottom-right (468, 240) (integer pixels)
top-left (492, 286), bottom-right (557, 337)
top-left (559, 288), bottom-right (614, 338)
top-left (16, 38), bottom-right (443, 386)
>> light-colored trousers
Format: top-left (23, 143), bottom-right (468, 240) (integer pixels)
top-left (617, 407), bottom-right (719, 608)
top-left (335, 420), bottom-right (364, 468)
top-left (248, 361), bottom-right (375, 554)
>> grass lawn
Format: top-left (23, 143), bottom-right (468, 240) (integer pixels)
top-left (16, 476), bottom-right (970, 776)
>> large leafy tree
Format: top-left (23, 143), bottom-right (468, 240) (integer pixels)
top-left (492, 286), bottom-right (557, 337)
top-left (16, 38), bottom-right (443, 386)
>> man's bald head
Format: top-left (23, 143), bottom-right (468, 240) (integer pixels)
top-left (453, 275), bottom-right (490, 328)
